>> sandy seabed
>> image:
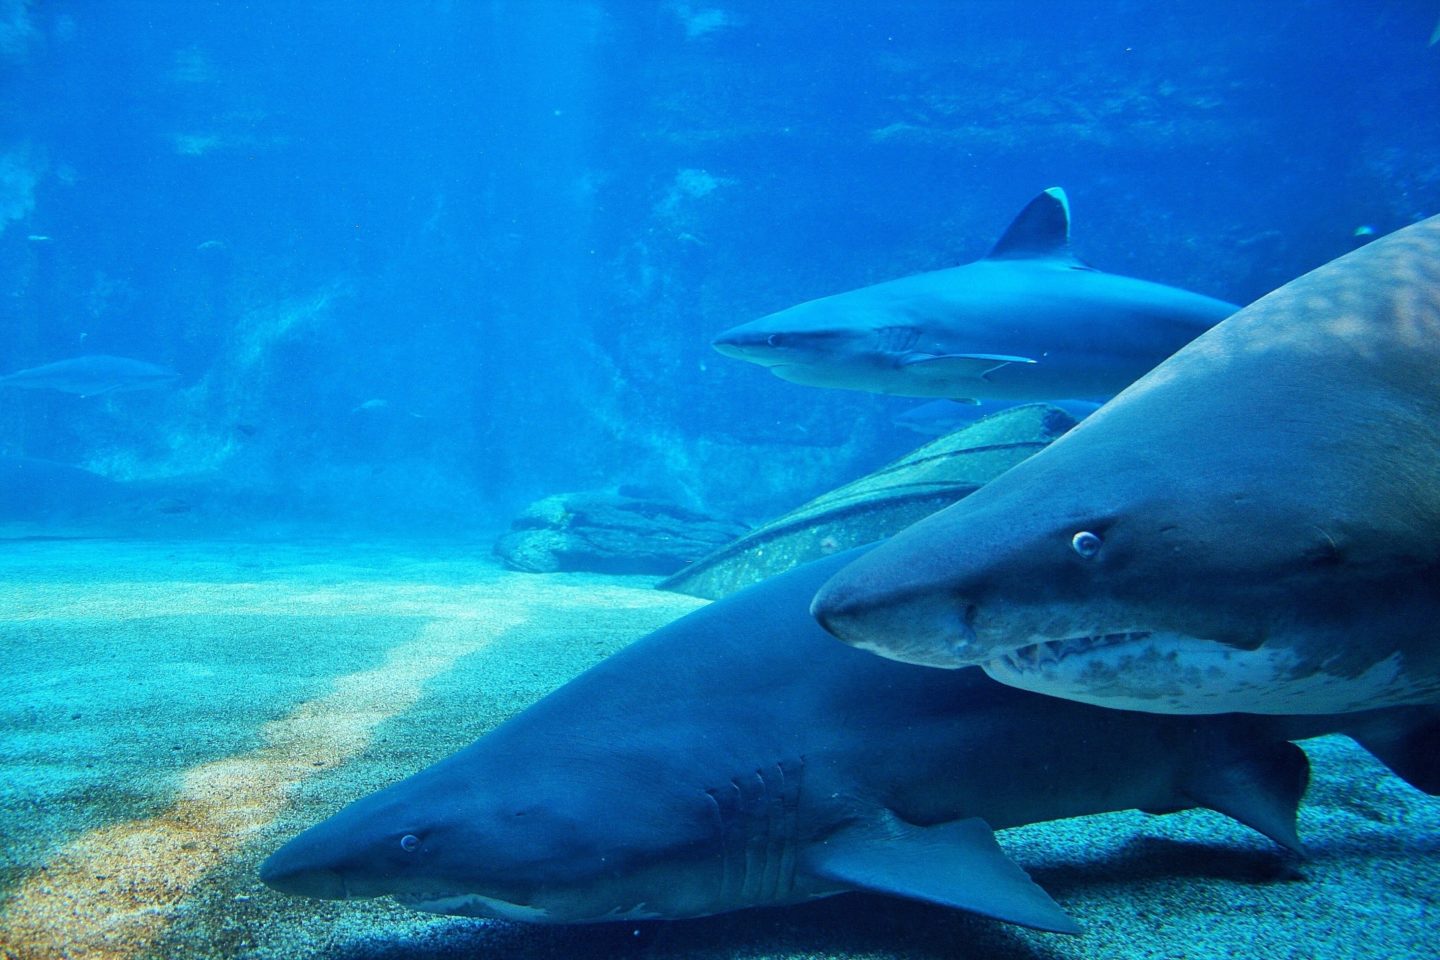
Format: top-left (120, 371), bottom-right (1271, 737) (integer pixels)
top-left (0, 537), bottom-right (1434, 960)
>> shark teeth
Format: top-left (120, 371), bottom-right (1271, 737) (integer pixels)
top-left (998, 632), bottom-right (1151, 673)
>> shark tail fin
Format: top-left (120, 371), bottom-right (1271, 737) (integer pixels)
top-left (1180, 740), bottom-right (1309, 854)
top-left (1342, 707), bottom-right (1440, 795)
top-left (808, 812), bottom-right (1081, 934)
top-left (986, 187), bottom-right (1078, 261)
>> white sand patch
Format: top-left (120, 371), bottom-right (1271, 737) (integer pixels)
top-left (0, 616), bottom-right (526, 960)
top-left (0, 540), bottom-right (704, 960)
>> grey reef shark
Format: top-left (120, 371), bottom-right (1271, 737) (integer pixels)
top-left (0, 354), bottom-right (180, 397)
top-left (812, 214), bottom-right (1440, 717)
top-left (262, 550), bottom-right (1440, 934)
top-left (710, 188), bottom-right (1237, 401)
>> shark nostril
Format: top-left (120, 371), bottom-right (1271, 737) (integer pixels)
top-left (953, 604), bottom-right (980, 653)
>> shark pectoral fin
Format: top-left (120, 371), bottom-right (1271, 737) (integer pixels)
top-left (900, 353), bottom-right (1038, 383)
top-left (808, 813), bottom-right (1081, 934)
top-left (1180, 740), bottom-right (1309, 854)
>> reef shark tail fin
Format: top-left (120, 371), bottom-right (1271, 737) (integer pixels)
top-left (809, 812), bottom-right (1081, 934)
top-left (1181, 739), bottom-right (1309, 854)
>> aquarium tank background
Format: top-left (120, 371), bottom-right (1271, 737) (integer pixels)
top-left (1, 0), bottom-right (1437, 534)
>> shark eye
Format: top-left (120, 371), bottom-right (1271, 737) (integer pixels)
top-left (1071, 531), bottom-right (1103, 559)
top-left (766, 333), bottom-right (783, 347)
top-left (399, 834), bottom-right (420, 853)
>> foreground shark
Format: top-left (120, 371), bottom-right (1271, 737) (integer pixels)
top-left (261, 550), bottom-right (1440, 932)
top-left (0, 354), bottom-right (180, 397)
top-left (710, 189), bottom-right (1237, 401)
top-left (812, 214), bottom-right (1440, 716)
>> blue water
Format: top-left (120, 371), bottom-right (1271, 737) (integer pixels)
top-left (2, 6), bottom-right (1439, 957)
top-left (0, 0), bottom-right (1437, 532)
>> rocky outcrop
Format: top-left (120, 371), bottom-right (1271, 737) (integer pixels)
top-left (494, 491), bottom-right (748, 575)
top-left (659, 403), bottom-right (1082, 599)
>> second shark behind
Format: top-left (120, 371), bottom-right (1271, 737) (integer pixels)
top-left (263, 551), bottom-right (1440, 932)
top-left (711, 188), bottom-right (1237, 401)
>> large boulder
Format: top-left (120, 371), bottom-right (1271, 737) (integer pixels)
top-left (658, 403), bottom-right (1081, 599)
top-left (494, 490), bottom-right (748, 575)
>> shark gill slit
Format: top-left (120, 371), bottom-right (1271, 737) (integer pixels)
top-left (710, 756), bottom-right (804, 905)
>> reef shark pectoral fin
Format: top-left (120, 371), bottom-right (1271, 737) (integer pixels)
top-left (900, 353), bottom-right (1039, 382)
top-left (1178, 740), bottom-right (1310, 854)
top-left (808, 812), bottom-right (1081, 934)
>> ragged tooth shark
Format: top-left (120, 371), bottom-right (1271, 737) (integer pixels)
top-left (812, 214), bottom-right (1440, 716)
top-left (262, 550), bottom-right (1440, 932)
top-left (0, 354), bottom-right (180, 397)
top-left (710, 188), bottom-right (1238, 401)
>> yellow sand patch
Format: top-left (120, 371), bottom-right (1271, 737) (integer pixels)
top-left (0, 614), bottom-right (525, 960)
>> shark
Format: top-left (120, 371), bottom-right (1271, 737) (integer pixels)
top-left (811, 214), bottom-right (1440, 716)
top-left (261, 549), bottom-right (1440, 933)
top-left (0, 354), bottom-right (180, 397)
top-left (710, 188), bottom-right (1238, 401)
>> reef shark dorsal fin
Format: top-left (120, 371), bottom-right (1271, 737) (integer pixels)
top-left (1180, 740), bottom-right (1309, 854)
top-left (808, 812), bottom-right (1081, 934)
top-left (986, 187), bottom-right (1076, 261)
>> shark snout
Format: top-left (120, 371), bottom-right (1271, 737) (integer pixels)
top-left (710, 328), bottom-right (785, 365)
top-left (709, 331), bottom-right (747, 360)
top-left (259, 842), bottom-right (350, 900)
top-left (811, 573), bottom-right (979, 669)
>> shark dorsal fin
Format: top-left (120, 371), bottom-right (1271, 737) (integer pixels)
top-left (986, 187), bottom-right (1074, 261)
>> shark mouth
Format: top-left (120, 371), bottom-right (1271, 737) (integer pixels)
top-left (983, 627), bottom-right (1420, 716)
top-left (979, 629), bottom-right (1299, 715)
top-left (396, 890), bottom-right (554, 921)
top-left (992, 631), bottom-right (1154, 673)
top-left (395, 890), bottom-right (664, 923)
